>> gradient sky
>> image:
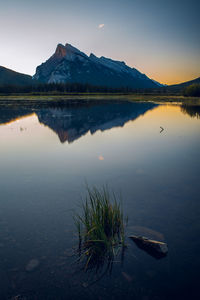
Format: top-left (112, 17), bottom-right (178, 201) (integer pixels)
top-left (0, 0), bottom-right (199, 84)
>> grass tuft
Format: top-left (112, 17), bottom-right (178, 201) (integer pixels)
top-left (74, 185), bottom-right (127, 270)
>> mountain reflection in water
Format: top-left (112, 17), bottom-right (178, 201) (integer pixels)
top-left (36, 101), bottom-right (158, 143)
top-left (0, 100), bottom-right (158, 143)
top-left (0, 100), bottom-right (200, 300)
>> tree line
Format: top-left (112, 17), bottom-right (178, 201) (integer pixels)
top-left (183, 84), bottom-right (200, 97)
top-left (0, 82), bottom-right (168, 95)
top-left (0, 82), bottom-right (138, 94)
top-left (1, 82), bottom-right (199, 96)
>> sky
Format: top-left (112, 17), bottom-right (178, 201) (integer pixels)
top-left (0, 0), bottom-right (199, 84)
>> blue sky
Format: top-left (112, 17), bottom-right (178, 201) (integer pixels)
top-left (0, 0), bottom-right (199, 84)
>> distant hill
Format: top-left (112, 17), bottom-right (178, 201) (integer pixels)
top-left (163, 77), bottom-right (200, 93)
top-left (33, 43), bottom-right (162, 89)
top-left (0, 66), bottom-right (33, 86)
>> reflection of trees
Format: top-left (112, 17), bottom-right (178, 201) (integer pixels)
top-left (181, 105), bottom-right (200, 119)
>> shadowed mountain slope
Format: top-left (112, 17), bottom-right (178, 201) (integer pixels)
top-left (0, 66), bottom-right (33, 86)
top-left (33, 43), bottom-right (160, 89)
top-left (162, 77), bottom-right (200, 93)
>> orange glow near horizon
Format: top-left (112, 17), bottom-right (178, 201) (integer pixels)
top-left (128, 59), bottom-right (200, 85)
top-left (151, 72), bottom-right (200, 85)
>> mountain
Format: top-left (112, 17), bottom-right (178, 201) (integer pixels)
top-left (33, 43), bottom-right (160, 89)
top-left (162, 77), bottom-right (200, 93)
top-left (0, 66), bottom-right (33, 86)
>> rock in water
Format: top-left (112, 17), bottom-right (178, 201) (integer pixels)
top-left (25, 259), bottom-right (40, 272)
top-left (127, 225), bottom-right (165, 241)
top-left (129, 235), bottom-right (168, 259)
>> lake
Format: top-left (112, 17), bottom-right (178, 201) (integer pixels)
top-left (0, 99), bottom-right (200, 300)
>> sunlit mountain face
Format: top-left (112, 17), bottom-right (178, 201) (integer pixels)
top-left (33, 43), bottom-right (160, 89)
top-left (0, 100), bottom-right (158, 143)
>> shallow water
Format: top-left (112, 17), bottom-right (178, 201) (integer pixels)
top-left (0, 99), bottom-right (200, 299)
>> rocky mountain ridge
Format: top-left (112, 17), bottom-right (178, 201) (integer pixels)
top-left (33, 43), bottom-right (160, 89)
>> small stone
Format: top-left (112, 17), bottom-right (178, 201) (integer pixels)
top-left (82, 282), bottom-right (89, 288)
top-left (129, 235), bottom-right (168, 259)
top-left (25, 259), bottom-right (40, 272)
top-left (122, 271), bottom-right (133, 282)
top-left (146, 270), bottom-right (156, 278)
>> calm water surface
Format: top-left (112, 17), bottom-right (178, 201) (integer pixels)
top-left (0, 100), bottom-right (200, 299)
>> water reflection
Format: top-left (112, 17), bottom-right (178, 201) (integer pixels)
top-left (36, 101), bottom-right (158, 143)
top-left (0, 100), bottom-right (158, 143)
top-left (76, 250), bottom-right (125, 287)
top-left (0, 107), bottom-right (32, 125)
top-left (0, 100), bottom-right (200, 299)
top-left (181, 105), bottom-right (200, 119)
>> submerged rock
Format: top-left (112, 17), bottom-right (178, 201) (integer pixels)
top-left (11, 296), bottom-right (27, 300)
top-left (122, 271), bottom-right (133, 282)
top-left (25, 259), bottom-right (40, 272)
top-left (128, 226), bottom-right (164, 241)
top-left (129, 235), bottom-right (168, 259)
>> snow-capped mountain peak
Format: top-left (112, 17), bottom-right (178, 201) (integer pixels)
top-left (34, 42), bottom-right (161, 88)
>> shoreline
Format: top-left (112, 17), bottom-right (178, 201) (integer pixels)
top-left (0, 94), bottom-right (199, 106)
